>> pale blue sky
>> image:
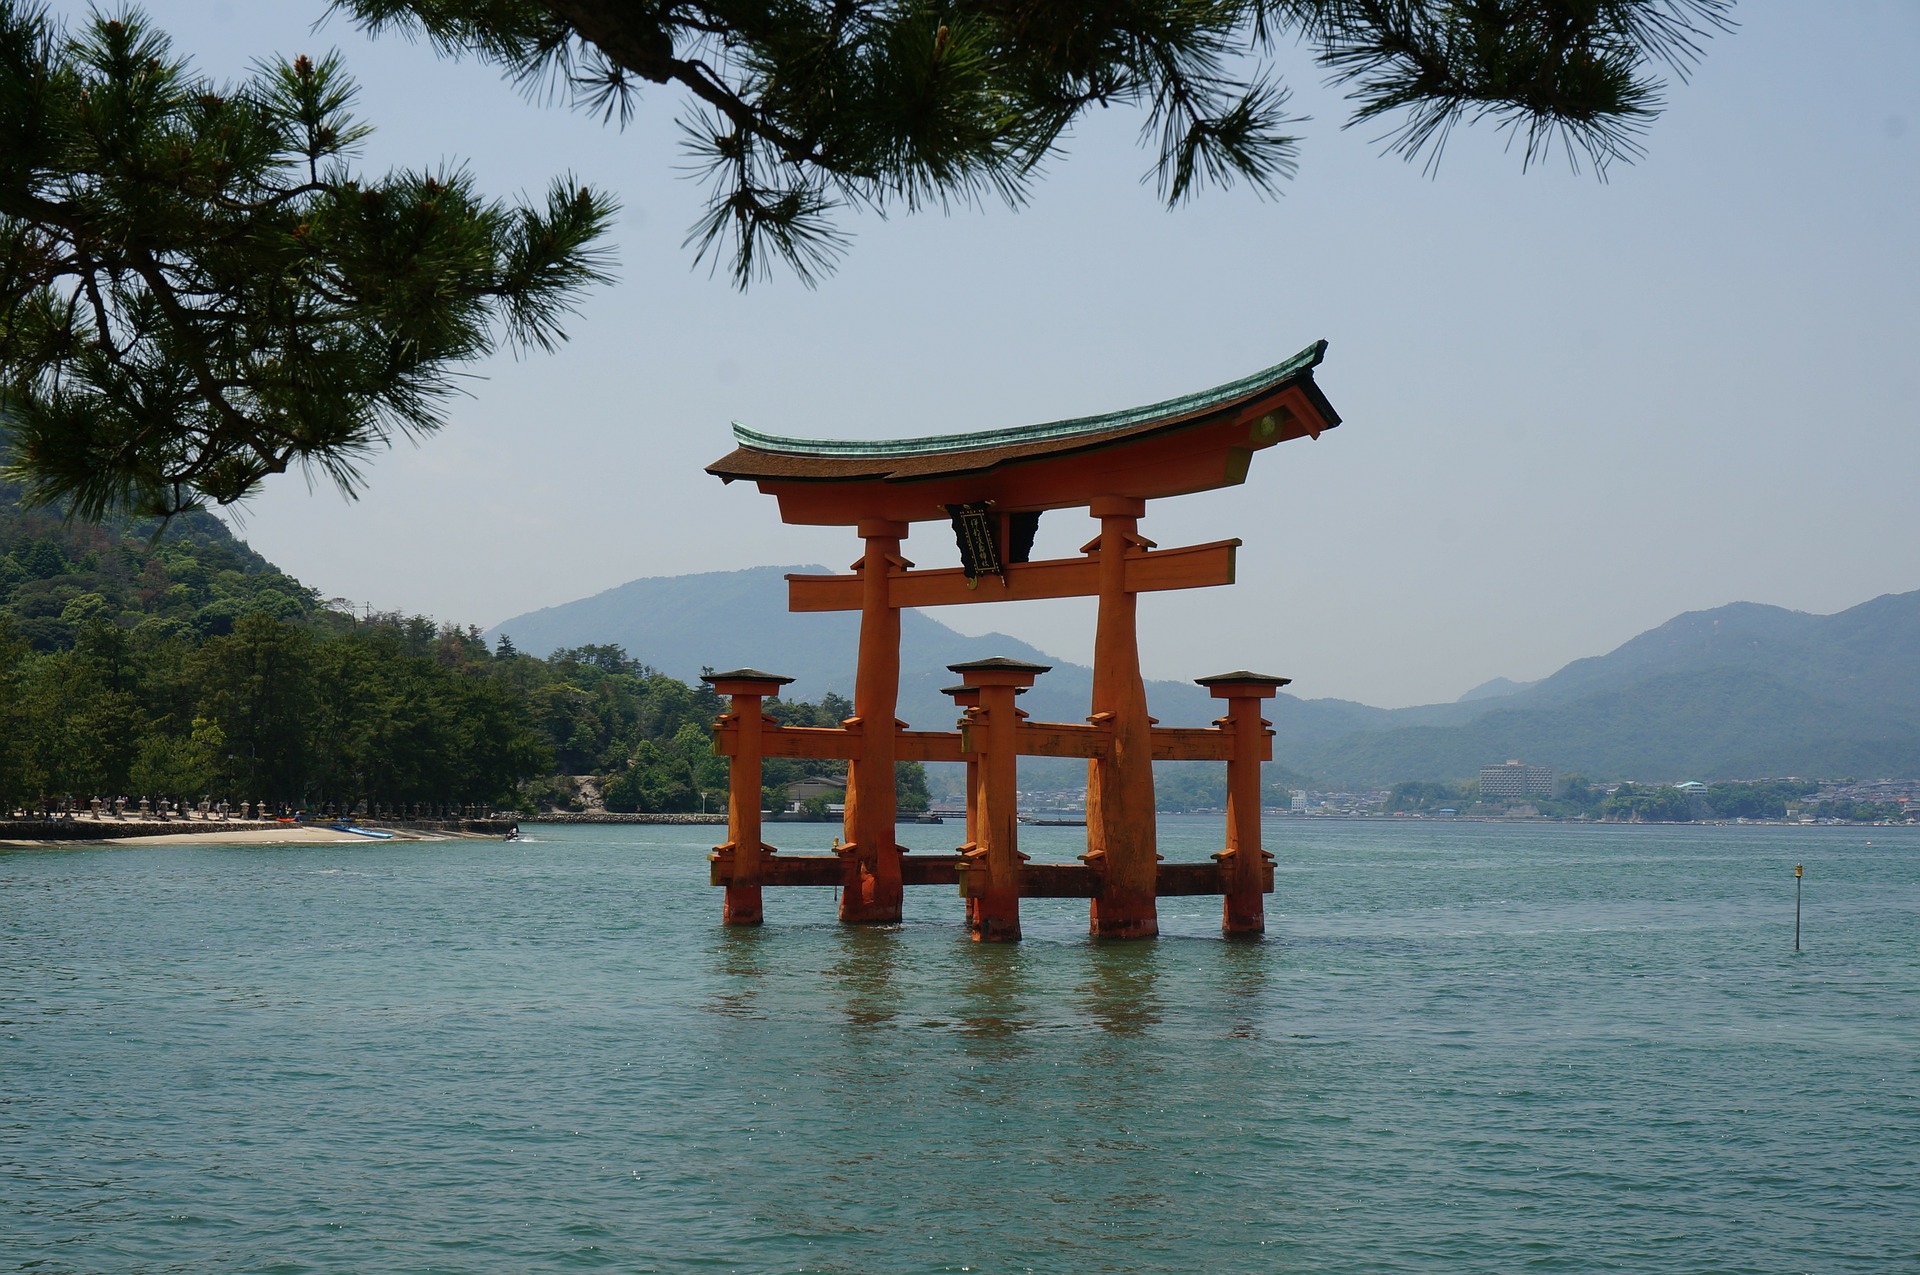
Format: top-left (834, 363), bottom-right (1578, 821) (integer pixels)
top-left (102, 2), bottom-right (1920, 706)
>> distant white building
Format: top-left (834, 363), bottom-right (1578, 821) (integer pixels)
top-left (1290, 790), bottom-right (1308, 813)
top-left (1480, 760), bottom-right (1554, 798)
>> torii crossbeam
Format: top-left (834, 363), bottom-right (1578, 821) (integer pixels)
top-left (704, 340), bottom-right (1342, 940)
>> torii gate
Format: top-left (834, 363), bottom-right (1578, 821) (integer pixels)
top-left (703, 340), bottom-right (1341, 940)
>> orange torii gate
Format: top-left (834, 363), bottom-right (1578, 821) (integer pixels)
top-left (703, 341), bottom-right (1342, 940)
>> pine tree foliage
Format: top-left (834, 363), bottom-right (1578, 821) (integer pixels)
top-left (0, 1), bottom-right (1730, 519)
top-left (334, 0), bottom-right (1731, 284)
top-left (0, 3), bottom-right (617, 520)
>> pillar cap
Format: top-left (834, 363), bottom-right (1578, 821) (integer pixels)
top-left (941, 683), bottom-right (1025, 699)
top-left (947, 656), bottom-right (1051, 675)
top-left (702, 668), bottom-right (794, 694)
top-left (947, 656), bottom-right (1050, 688)
top-left (1195, 669), bottom-right (1291, 698)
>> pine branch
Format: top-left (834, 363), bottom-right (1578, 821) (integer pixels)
top-left (0, 1), bottom-right (617, 519)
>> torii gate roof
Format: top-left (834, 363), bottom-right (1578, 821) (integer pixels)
top-left (707, 339), bottom-right (1340, 526)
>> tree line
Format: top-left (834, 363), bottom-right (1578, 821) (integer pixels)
top-left (1382, 776), bottom-right (1877, 822)
top-left (0, 486), bottom-right (924, 817)
top-left (0, 608), bottom-right (927, 818)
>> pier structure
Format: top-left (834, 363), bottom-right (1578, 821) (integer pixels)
top-left (702, 341), bottom-right (1342, 939)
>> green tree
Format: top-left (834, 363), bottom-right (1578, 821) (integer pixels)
top-left (194, 612), bottom-right (321, 799)
top-left (0, 3), bottom-right (615, 518)
top-left (1386, 779), bottom-right (1463, 812)
top-left (2, 3), bottom-right (1729, 517)
top-left (16, 616), bottom-right (144, 799)
top-left (128, 718), bottom-right (221, 800)
top-left (339, 0), bottom-right (1731, 284)
top-left (896, 760), bottom-right (930, 813)
top-left (0, 615), bottom-right (34, 808)
top-left (1600, 782), bottom-right (1692, 822)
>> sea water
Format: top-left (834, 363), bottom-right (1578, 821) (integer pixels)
top-left (2, 820), bottom-right (1915, 1273)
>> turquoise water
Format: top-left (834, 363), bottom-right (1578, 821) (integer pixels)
top-left (3, 820), bottom-right (1916, 1273)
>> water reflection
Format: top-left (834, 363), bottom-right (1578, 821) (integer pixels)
top-left (954, 942), bottom-right (1037, 1061)
top-left (1077, 941), bottom-right (1165, 1037)
top-left (1219, 935), bottom-right (1271, 1041)
top-left (704, 925), bottom-right (770, 1020)
top-left (830, 924), bottom-right (903, 1029)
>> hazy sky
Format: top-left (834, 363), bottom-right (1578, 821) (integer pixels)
top-left (105, 2), bottom-right (1919, 707)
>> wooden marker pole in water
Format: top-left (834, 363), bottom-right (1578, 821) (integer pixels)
top-left (1794, 863), bottom-right (1803, 952)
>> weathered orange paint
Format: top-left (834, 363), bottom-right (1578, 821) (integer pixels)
top-left (1148, 726), bottom-right (1237, 762)
top-left (943, 685), bottom-right (982, 852)
top-left (1085, 497), bottom-right (1159, 939)
top-left (785, 539), bottom-right (1238, 612)
top-left (1202, 675), bottom-right (1289, 934)
top-left (704, 673), bottom-right (791, 926)
top-left (840, 520), bottom-right (909, 923)
top-left (953, 662), bottom-right (1044, 941)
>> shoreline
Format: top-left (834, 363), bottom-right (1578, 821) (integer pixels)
top-left (0, 820), bottom-right (513, 849)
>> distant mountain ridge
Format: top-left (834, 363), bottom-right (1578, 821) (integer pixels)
top-left (486, 565), bottom-right (1224, 732)
top-left (1457, 676), bottom-right (1537, 703)
top-left (489, 571), bottom-right (1920, 786)
top-left (1299, 592), bottom-right (1920, 784)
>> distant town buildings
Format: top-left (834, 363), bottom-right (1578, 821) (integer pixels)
top-left (1480, 760), bottom-right (1554, 798)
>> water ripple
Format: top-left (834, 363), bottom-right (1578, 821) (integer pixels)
top-left (2, 821), bottom-right (1915, 1273)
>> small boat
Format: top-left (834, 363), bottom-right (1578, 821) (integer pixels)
top-left (329, 823), bottom-right (396, 839)
top-left (1020, 816), bottom-right (1087, 827)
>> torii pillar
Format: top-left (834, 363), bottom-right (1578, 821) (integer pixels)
top-left (1085, 496), bottom-right (1159, 938)
top-left (839, 518), bottom-right (909, 922)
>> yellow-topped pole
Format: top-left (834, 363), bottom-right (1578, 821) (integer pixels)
top-left (1794, 863), bottom-right (1803, 952)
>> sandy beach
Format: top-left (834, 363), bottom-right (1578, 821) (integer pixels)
top-left (0, 825), bottom-right (451, 849)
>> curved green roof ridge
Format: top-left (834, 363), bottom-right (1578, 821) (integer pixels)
top-left (732, 339), bottom-right (1328, 459)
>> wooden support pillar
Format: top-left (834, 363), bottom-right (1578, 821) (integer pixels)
top-left (840, 518), bottom-right (910, 923)
top-left (1084, 496), bottom-right (1159, 939)
top-left (1197, 671), bottom-right (1290, 935)
top-left (949, 658), bottom-right (1048, 942)
top-left (941, 683), bottom-right (984, 851)
top-left (703, 669), bottom-right (794, 926)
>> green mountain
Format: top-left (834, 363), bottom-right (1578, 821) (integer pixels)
top-left (0, 474), bottom-right (319, 650)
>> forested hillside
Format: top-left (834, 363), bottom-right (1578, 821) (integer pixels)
top-left (0, 482), bottom-right (913, 815)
